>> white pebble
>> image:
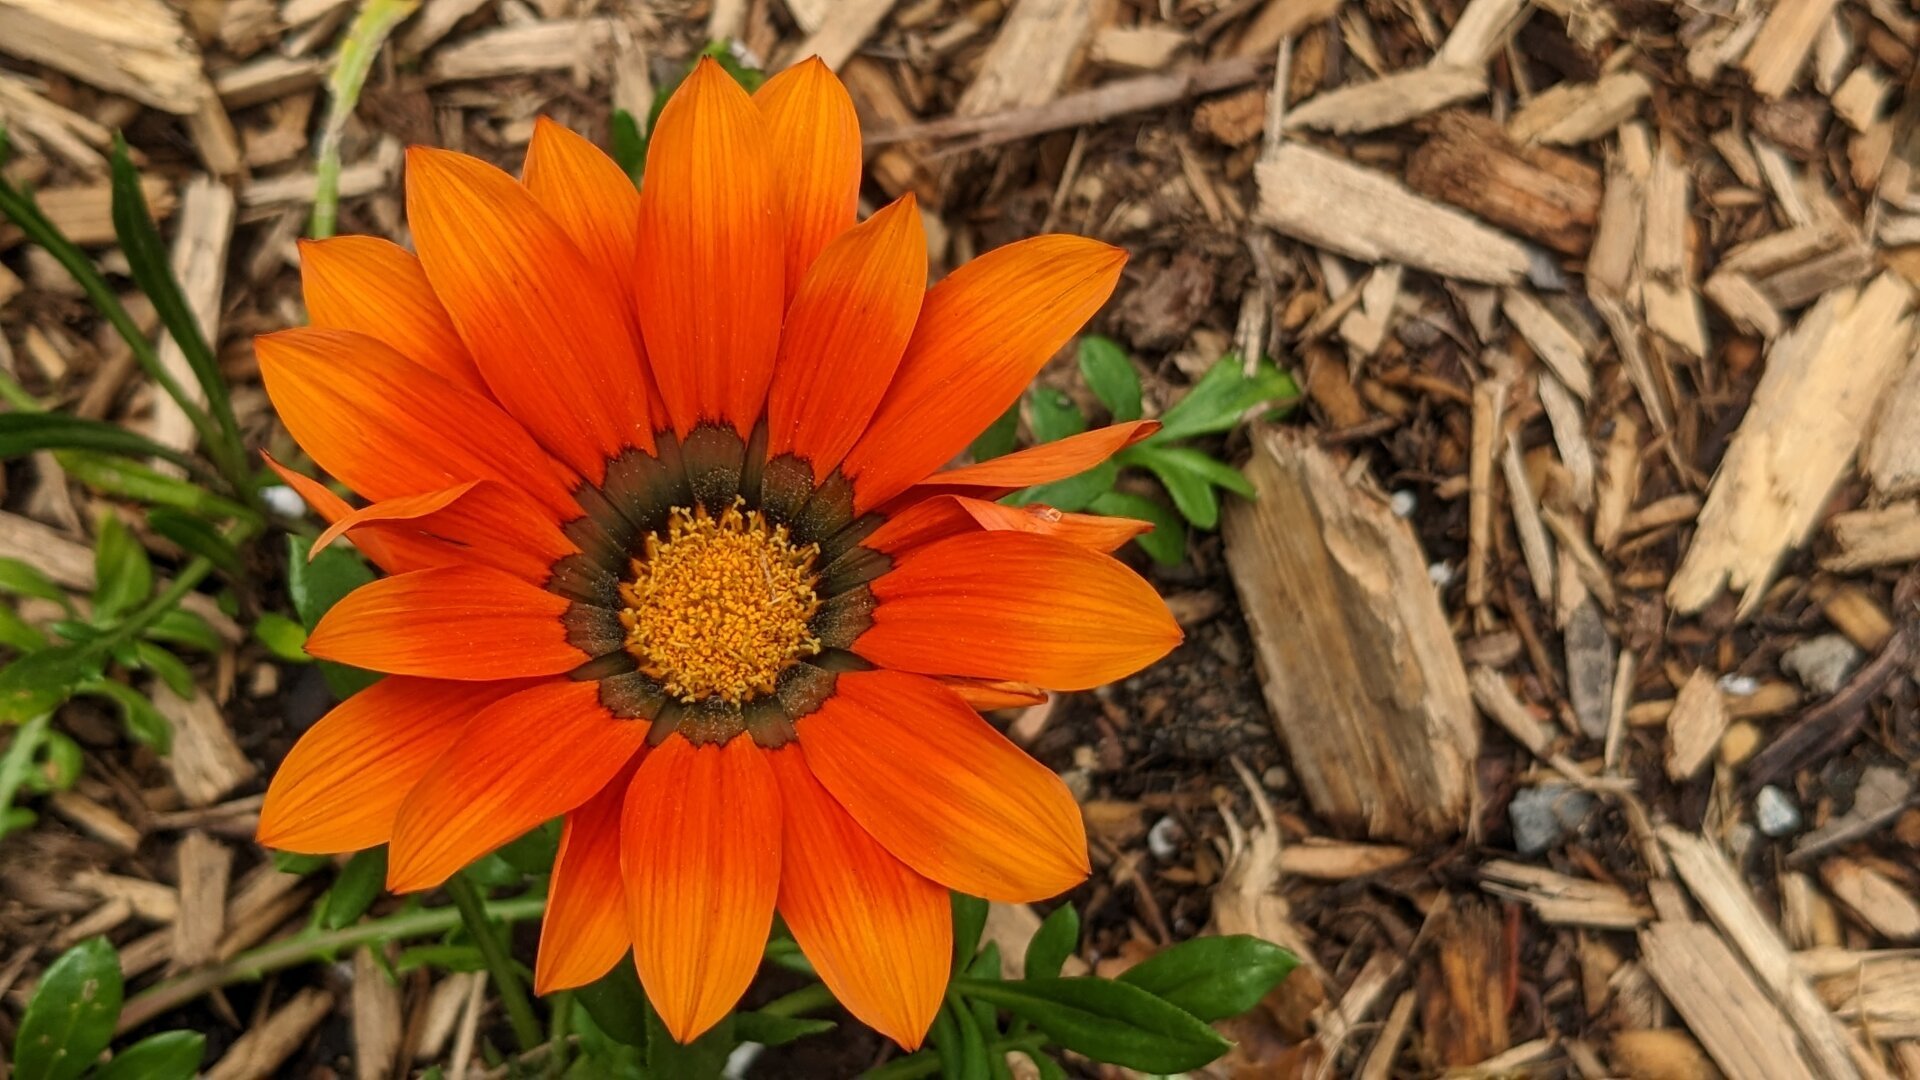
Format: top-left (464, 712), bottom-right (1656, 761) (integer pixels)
top-left (1428, 561), bottom-right (1455, 587)
top-left (1755, 786), bottom-right (1801, 837)
top-left (1390, 490), bottom-right (1417, 517)
top-left (261, 484), bottom-right (307, 518)
top-left (1717, 673), bottom-right (1760, 696)
top-left (1147, 815), bottom-right (1183, 860)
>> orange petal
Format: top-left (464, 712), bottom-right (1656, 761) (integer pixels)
top-left (840, 236), bottom-right (1127, 511)
top-left (865, 494), bottom-right (1148, 556)
top-left (388, 680), bottom-right (649, 891)
top-left (256, 327), bottom-right (580, 517)
top-left (536, 754), bottom-right (642, 993)
top-left (915, 420), bottom-right (1159, 493)
top-left (622, 736), bottom-right (780, 1043)
top-left (755, 57), bottom-right (862, 299)
top-left (935, 677), bottom-right (1049, 711)
top-left (263, 452), bottom-right (441, 575)
top-left (634, 58), bottom-right (784, 437)
top-left (305, 565), bottom-right (584, 680)
top-left (798, 669), bottom-right (1088, 902)
top-left (258, 677), bottom-right (533, 854)
top-left (298, 235), bottom-right (488, 397)
top-left (858, 532), bottom-right (1181, 691)
top-left (769, 746), bottom-right (947, 1050)
top-left (312, 479), bottom-right (577, 584)
top-left (523, 117), bottom-right (643, 303)
top-left (764, 195), bottom-right (926, 476)
top-left (408, 146), bottom-right (654, 479)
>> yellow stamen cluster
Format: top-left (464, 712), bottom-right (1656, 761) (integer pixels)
top-left (618, 499), bottom-right (823, 704)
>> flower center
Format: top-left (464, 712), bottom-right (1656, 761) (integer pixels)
top-left (617, 498), bottom-right (823, 704)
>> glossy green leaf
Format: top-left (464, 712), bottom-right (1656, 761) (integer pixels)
top-left (1086, 491), bottom-right (1185, 566)
top-left (25, 730), bottom-right (82, 793)
top-left (1025, 389), bottom-right (1086, 444)
top-left (1149, 355), bottom-right (1300, 444)
top-left (734, 1011), bottom-right (836, 1047)
top-left (286, 535), bottom-right (379, 697)
top-left (1077, 337), bottom-right (1142, 422)
top-left (1132, 449), bottom-right (1220, 529)
top-left (577, 961), bottom-right (650, 1048)
top-left (947, 999), bottom-right (993, 1080)
top-left (147, 508), bottom-right (244, 578)
top-left (952, 892), bottom-right (989, 971)
top-left (0, 557), bottom-right (67, 603)
top-left (271, 851), bottom-right (331, 876)
top-left (252, 612), bottom-right (310, 663)
top-left (94, 1030), bottom-right (204, 1080)
top-left (0, 414), bottom-right (208, 477)
top-left (1116, 935), bottom-right (1299, 1022)
top-left (11, 936), bottom-right (124, 1080)
top-left (969, 400), bottom-right (1021, 463)
top-left (91, 514), bottom-right (152, 624)
top-left (1024, 905), bottom-right (1080, 980)
top-left (952, 976), bottom-right (1231, 1074)
top-left (321, 847), bottom-right (388, 929)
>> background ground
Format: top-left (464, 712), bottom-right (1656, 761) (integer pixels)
top-left (3, 0), bottom-right (1920, 1077)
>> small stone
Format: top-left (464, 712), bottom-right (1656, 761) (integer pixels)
top-left (1060, 768), bottom-right (1094, 803)
top-left (1756, 785), bottom-right (1801, 837)
top-left (1508, 784), bottom-right (1596, 856)
top-left (261, 484), bottom-right (306, 517)
top-left (1147, 815), bottom-right (1184, 860)
top-left (1718, 673), bottom-right (1760, 696)
top-left (1781, 634), bottom-right (1864, 696)
top-left (1719, 721), bottom-right (1762, 766)
top-left (1390, 490), bottom-right (1417, 517)
top-left (1429, 561), bottom-right (1455, 587)
top-left (1261, 765), bottom-right (1290, 790)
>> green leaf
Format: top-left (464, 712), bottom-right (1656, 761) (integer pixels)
top-left (286, 535), bottom-right (380, 697)
top-left (320, 847), bottom-right (387, 929)
top-left (0, 414), bottom-right (210, 477)
top-left (80, 679), bottom-right (172, 753)
top-left (1132, 449), bottom-right (1220, 529)
top-left (1025, 389), bottom-right (1087, 444)
top-left (129, 641), bottom-right (195, 699)
top-left (952, 892), bottom-right (988, 971)
top-left (1086, 491), bottom-right (1185, 566)
top-left (609, 109), bottom-right (646, 186)
top-left (734, 1011), bottom-right (836, 1047)
top-left (144, 609), bottom-right (224, 654)
top-left (1077, 337), bottom-right (1142, 422)
top-left (1007, 460), bottom-right (1119, 514)
top-left (969, 400), bottom-right (1021, 463)
top-left (56, 452), bottom-right (255, 521)
top-left (577, 961), bottom-right (650, 1048)
top-left (1149, 355), bottom-right (1300, 444)
top-left (952, 977), bottom-right (1231, 1074)
top-left (945, 1000), bottom-right (993, 1080)
top-left (111, 135), bottom-right (237, 454)
top-left (646, 1002), bottom-right (733, 1077)
top-left (1116, 935), bottom-right (1299, 1022)
top-left (1025, 1051), bottom-right (1069, 1080)
top-left (393, 944), bottom-right (485, 973)
top-left (496, 817), bottom-right (562, 876)
top-left (0, 557), bottom-right (67, 603)
top-left (91, 514), bottom-right (152, 624)
top-left (11, 936), bottom-right (124, 1080)
top-left (94, 1030), bottom-right (204, 1080)
top-left (147, 509), bottom-right (244, 578)
top-left (252, 612), bottom-right (309, 662)
top-left (0, 604), bottom-right (47, 651)
top-left (26, 731), bottom-right (82, 793)
top-left (0, 645), bottom-right (101, 724)
top-left (1024, 905), bottom-right (1079, 980)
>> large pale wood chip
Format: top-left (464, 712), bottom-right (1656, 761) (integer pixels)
top-left (353, 947), bottom-right (403, 1080)
top-left (785, 0), bottom-right (897, 70)
top-left (953, 0), bottom-right (1093, 117)
top-left (1508, 70), bottom-right (1653, 145)
top-left (171, 831), bottom-right (230, 970)
top-left (1670, 274), bottom-right (1917, 616)
top-left (1284, 66), bottom-right (1485, 135)
top-left (1434, 0), bottom-right (1530, 66)
top-left (1232, 0), bottom-right (1345, 58)
top-left (1481, 860), bottom-right (1651, 928)
top-left (1743, 0), bottom-right (1845, 99)
top-left (0, 0), bottom-right (208, 114)
top-left (1665, 669), bottom-right (1729, 781)
top-left (1642, 138), bottom-right (1710, 358)
top-left (1824, 502), bottom-right (1920, 571)
top-left (148, 177), bottom-right (233, 468)
top-left (1503, 288), bottom-right (1593, 397)
top-left (0, 71), bottom-right (111, 173)
top-left (214, 54), bottom-right (327, 109)
top-left (0, 177), bottom-right (175, 249)
top-left (156, 684), bottom-right (257, 807)
top-left (1639, 921), bottom-right (1823, 1080)
top-left (1821, 859), bottom-right (1920, 943)
top-left (1222, 427), bottom-right (1478, 843)
top-left (426, 19), bottom-right (613, 83)
top-left (1863, 337), bottom-right (1920, 498)
top-left (1405, 111), bottom-right (1601, 255)
top-left (1255, 142), bottom-right (1530, 284)
top-left (207, 988), bottom-right (336, 1080)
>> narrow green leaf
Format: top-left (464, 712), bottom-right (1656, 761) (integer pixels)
top-left (91, 514), bottom-right (153, 624)
top-left (320, 847), bottom-right (388, 929)
top-left (1086, 491), bottom-right (1185, 566)
top-left (1149, 355), bottom-right (1300, 444)
top-left (94, 1030), bottom-right (204, 1080)
top-left (79, 679), bottom-right (172, 753)
top-left (143, 608), bottom-right (224, 654)
top-left (577, 961), bottom-right (650, 1048)
top-left (952, 976), bottom-right (1231, 1074)
top-left (609, 109), bottom-right (647, 186)
top-left (969, 400), bottom-right (1021, 463)
top-left (1116, 935), bottom-right (1299, 1022)
top-left (0, 646), bottom-right (101, 724)
top-left (147, 508), bottom-right (244, 577)
top-left (1026, 389), bottom-right (1087, 444)
top-left (252, 612), bottom-right (310, 663)
top-left (110, 135), bottom-right (238, 457)
top-left (952, 892), bottom-right (989, 971)
top-left (0, 557), bottom-right (67, 603)
top-left (948, 999), bottom-right (993, 1080)
top-left (0, 415), bottom-right (209, 477)
top-left (1132, 449), bottom-right (1221, 529)
top-left (286, 535), bottom-right (380, 697)
top-left (734, 1011), bottom-right (836, 1047)
top-left (129, 641), bottom-right (195, 699)
top-left (11, 936), bottom-right (124, 1080)
top-left (1077, 337), bottom-right (1142, 422)
top-left (57, 452), bottom-right (256, 521)
top-left (0, 604), bottom-right (47, 651)
top-left (1024, 905), bottom-right (1080, 980)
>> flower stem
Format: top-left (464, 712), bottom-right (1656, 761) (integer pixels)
top-left (759, 982), bottom-right (836, 1019)
top-left (444, 873), bottom-right (544, 1055)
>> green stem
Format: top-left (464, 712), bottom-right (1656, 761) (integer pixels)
top-left (445, 873), bottom-right (544, 1054)
top-left (862, 1034), bottom-right (1048, 1080)
top-left (311, 0), bottom-right (420, 239)
top-left (760, 982), bottom-right (837, 1019)
top-left (121, 895), bottom-right (546, 1033)
top-left (544, 991), bottom-right (573, 1077)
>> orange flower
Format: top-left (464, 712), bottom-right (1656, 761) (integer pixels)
top-left (256, 57), bottom-right (1180, 1048)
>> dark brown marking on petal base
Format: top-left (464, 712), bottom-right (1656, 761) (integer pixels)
top-left (774, 661), bottom-right (837, 721)
top-left (742, 696), bottom-right (796, 748)
top-left (681, 424), bottom-right (745, 511)
top-left (561, 602), bottom-right (626, 657)
top-left (810, 584), bottom-right (876, 650)
top-left (545, 552), bottom-right (620, 607)
top-left (570, 650), bottom-right (636, 682)
top-left (789, 470), bottom-right (855, 546)
top-left (600, 669), bottom-right (668, 720)
top-left (817, 543), bottom-right (890, 597)
top-left (758, 454), bottom-right (813, 524)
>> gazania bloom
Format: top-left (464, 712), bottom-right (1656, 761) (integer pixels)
top-left (256, 57), bottom-right (1180, 1047)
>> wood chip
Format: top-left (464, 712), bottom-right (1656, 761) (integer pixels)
top-left (74, 870), bottom-right (178, 923)
top-left (952, 0), bottom-right (1093, 120)
top-left (1642, 138), bottom-right (1711, 358)
top-left (1481, 859), bottom-right (1651, 928)
top-left (156, 683), bottom-right (257, 808)
top-left (1433, 0), bottom-right (1529, 66)
top-left (206, 988), bottom-right (336, 1080)
top-left (214, 54), bottom-right (327, 109)
top-left (353, 948), bottom-right (403, 1080)
top-left (1222, 427), bottom-right (1478, 843)
top-left (1863, 336), bottom-right (1920, 498)
top-left (1405, 111), bottom-right (1601, 256)
top-left (1665, 669), bottom-right (1729, 781)
top-left (48, 791), bottom-right (139, 853)
top-left (1832, 65), bottom-right (1891, 132)
top-left (1503, 288), bottom-right (1594, 397)
top-left (785, 0), bottom-right (896, 69)
top-left (148, 176), bottom-right (233, 468)
top-left (1821, 859), bottom-right (1920, 943)
top-left (1277, 840), bottom-right (1413, 879)
top-left (1508, 69), bottom-right (1653, 146)
top-left (1284, 65), bottom-right (1485, 135)
top-left (0, 70), bottom-right (111, 174)
top-left (172, 831), bottom-right (230, 970)
top-left (1639, 921), bottom-right (1822, 1080)
top-left (1254, 141), bottom-right (1530, 285)
top-left (425, 18), bottom-right (612, 83)
top-left (1670, 274), bottom-right (1917, 615)
top-left (0, 176), bottom-right (175, 249)
top-left (1233, 0), bottom-right (1345, 58)
top-left (1090, 24), bottom-right (1187, 71)
top-left (1743, 0), bottom-right (1845, 99)
top-left (0, 0), bottom-right (209, 114)
top-left (1824, 502), bottom-right (1920, 571)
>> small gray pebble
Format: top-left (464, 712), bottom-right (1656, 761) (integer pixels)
top-left (1509, 784), bottom-right (1596, 856)
top-left (1147, 815), bottom-right (1184, 860)
top-left (1755, 786), bottom-right (1801, 837)
top-left (1781, 634), bottom-right (1864, 697)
